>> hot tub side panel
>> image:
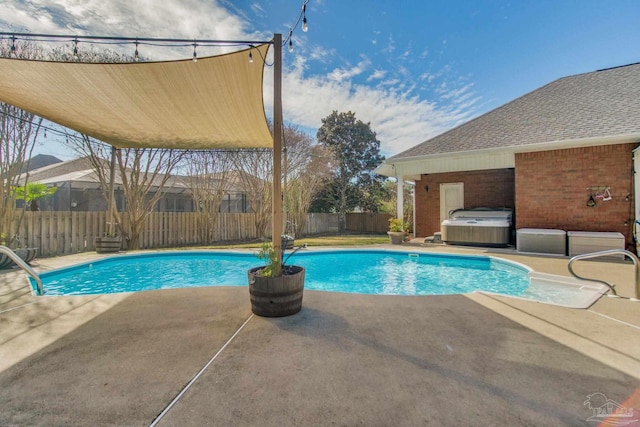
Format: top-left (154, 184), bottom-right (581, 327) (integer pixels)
top-left (441, 221), bottom-right (511, 247)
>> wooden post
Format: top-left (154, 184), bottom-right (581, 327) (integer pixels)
top-left (107, 146), bottom-right (117, 236)
top-left (272, 33), bottom-right (283, 275)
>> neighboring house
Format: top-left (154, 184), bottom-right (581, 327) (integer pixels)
top-left (20, 157), bottom-right (254, 213)
top-left (377, 63), bottom-right (640, 251)
top-left (22, 154), bottom-right (63, 172)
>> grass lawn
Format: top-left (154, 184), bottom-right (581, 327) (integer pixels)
top-left (197, 234), bottom-right (390, 249)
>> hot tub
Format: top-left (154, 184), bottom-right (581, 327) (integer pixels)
top-left (441, 209), bottom-right (513, 247)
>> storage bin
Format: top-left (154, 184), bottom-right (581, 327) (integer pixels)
top-left (567, 231), bottom-right (625, 260)
top-left (516, 228), bottom-right (566, 255)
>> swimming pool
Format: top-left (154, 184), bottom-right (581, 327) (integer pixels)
top-left (31, 250), bottom-right (532, 297)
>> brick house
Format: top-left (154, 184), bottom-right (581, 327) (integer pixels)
top-left (376, 63), bottom-right (640, 251)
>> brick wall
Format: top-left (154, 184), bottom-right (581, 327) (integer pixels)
top-left (415, 169), bottom-right (515, 237)
top-left (515, 143), bottom-right (637, 249)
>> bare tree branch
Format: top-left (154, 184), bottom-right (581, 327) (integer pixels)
top-left (0, 39), bottom-right (45, 247)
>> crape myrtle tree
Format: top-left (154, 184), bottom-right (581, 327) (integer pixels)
top-left (72, 135), bottom-right (185, 250)
top-left (283, 126), bottom-right (332, 237)
top-left (229, 148), bottom-right (273, 238)
top-left (311, 110), bottom-right (386, 232)
top-left (230, 123), bottom-right (329, 239)
top-left (183, 150), bottom-right (233, 244)
top-left (51, 45), bottom-right (185, 250)
top-left (0, 39), bottom-right (45, 247)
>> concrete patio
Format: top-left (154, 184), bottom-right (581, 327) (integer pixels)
top-left (1, 245), bottom-right (639, 426)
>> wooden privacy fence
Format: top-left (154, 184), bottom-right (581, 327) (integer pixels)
top-left (346, 213), bottom-right (393, 233)
top-left (7, 211), bottom-right (386, 258)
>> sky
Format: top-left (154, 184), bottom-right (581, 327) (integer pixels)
top-left (1, 0), bottom-right (640, 159)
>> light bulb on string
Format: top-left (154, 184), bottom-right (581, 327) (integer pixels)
top-left (192, 42), bottom-right (198, 62)
top-left (73, 38), bottom-right (79, 60)
top-left (10, 35), bottom-right (16, 56)
top-left (134, 40), bottom-right (139, 62)
top-left (288, 38), bottom-right (293, 53)
top-left (302, 4), bottom-right (308, 32)
top-left (248, 50), bottom-right (253, 63)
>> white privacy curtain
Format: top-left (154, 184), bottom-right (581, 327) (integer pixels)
top-left (0, 43), bottom-right (272, 149)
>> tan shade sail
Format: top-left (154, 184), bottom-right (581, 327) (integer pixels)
top-left (0, 43), bottom-right (272, 149)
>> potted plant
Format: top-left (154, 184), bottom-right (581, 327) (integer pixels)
top-left (388, 217), bottom-right (409, 244)
top-left (247, 241), bottom-right (305, 317)
top-left (0, 233), bottom-right (38, 269)
top-left (95, 231), bottom-right (122, 254)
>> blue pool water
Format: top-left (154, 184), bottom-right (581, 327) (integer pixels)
top-left (32, 250), bottom-right (531, 297)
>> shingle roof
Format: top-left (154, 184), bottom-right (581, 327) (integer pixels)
top-left (390, 63), bottom-right (640, 160)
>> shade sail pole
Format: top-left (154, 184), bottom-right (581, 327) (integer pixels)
top-left (272, 33), bottom-right (283, 275)
top-left (107, 146), bottom-right (116, 236)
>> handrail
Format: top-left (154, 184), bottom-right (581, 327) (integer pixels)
top-left (568, 249), bottom-right (640, 300)
top-left (0, 245), bottom-right (43, 296)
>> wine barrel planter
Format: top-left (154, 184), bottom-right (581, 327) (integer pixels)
top-left (95, 236), bottom-right (122, 254)
top-left (248, 265), bottom-right (305, 317)
top-left (0, 248), bottom-right (38, 269)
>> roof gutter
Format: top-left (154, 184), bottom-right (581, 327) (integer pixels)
top-left (377, 133), bottom-right (640, 177)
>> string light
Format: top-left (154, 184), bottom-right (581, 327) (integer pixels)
top-left (283, 0), bottom-right (310, 53)
top-left (248, 50), bottom-right (253, 63)
top-left (1, 32), bottom-right (287, 64)
top-left (302, 4), bottom-right (308, 32)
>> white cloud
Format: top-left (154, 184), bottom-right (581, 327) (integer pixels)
top-left (327, 57), bottom-right (371, 82)
top-left (380, 78), bottom-right (401, 86)
top-left (381, 33), bottom-right (395, 54)
top-left (0, 0), bottom-right (266, 59)
top-left (367, 69), bottom-right (386, 81)
top-left (1, 0), bottom-right (480, 158)
top-left (250, 2), bottom-right (266, 17)
top-left (275, 56), bottom-right (477, 156)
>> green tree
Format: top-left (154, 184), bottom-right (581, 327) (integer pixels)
top-left (14, 182), bottom-right (58, 211)
top-left (312, 111), bottom-right (385, 231)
